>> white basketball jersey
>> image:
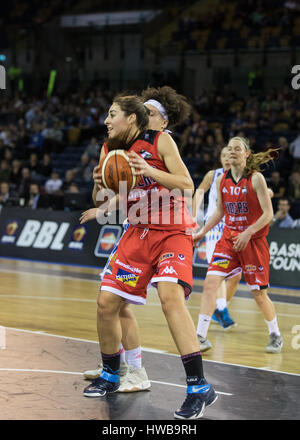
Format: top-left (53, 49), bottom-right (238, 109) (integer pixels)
top-left (204, 167), bottom-right (225, 263)
top-left (204, 168), bottom-right (224, 222)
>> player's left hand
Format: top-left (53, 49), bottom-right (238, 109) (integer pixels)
top-left (79, 208), bottom-right (98, 224)
top-left (232, 229), bottom-right (252, 252)
top-left (128, 151), bottom-right (152, 177)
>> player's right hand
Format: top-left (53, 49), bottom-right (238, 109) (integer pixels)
top-left (193, 228), bottom-right (205, 246)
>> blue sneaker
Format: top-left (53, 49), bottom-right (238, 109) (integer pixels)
top-left (83, 374), bottom-right (120, 397)
top-left (211, 310), bottom-right (219, 323)
top-left (212, 307), bottom-right (236, 330)
top-left (174, 380), bottom-right (218, 419)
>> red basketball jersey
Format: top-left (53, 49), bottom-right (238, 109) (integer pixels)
top-left (220, 169), bottom-right (269, 240)
top-left (104, 130), bottom-right (192, 231)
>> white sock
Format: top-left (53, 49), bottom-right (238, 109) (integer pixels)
top-left (216, 298), bottom-right (227, 311)
top-left (265, 317), bottom-right (280, 336)
top-left (197, 314), bottom-right (211, 339)
top-left (125, 346), bottom-right (142, 369)
top-left (120, 343), bottom-right (126, 363)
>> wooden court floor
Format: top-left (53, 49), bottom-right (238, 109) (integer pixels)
top-left (0, 258), bottom-right (299, 375)
top-left (0, 258), bottom-right (299, 421)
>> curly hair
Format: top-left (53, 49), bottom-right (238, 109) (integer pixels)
top-left (141, 86), bottom-right (191, 128)
top-left (228, 136), bottom-right (279, 178)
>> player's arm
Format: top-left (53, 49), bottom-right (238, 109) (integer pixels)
top-left (193, 175), bottom-right (224, 244)
top-left (128, 132), bottom-right (194, 194)
top-left (232, 172), bottom-right (273, 251)
top-left (191, 170), bottom-right (214, 224)
top-left (249, 172), bottom-right (274, 232)
top-left (92, 145), bottom-right (106, 207)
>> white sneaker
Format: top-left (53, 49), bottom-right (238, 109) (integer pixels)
top-left (266, 333), bottom-right (283, 353)
top-left (198, 335), bottom-right (212, 352)
top-left (118, 366), bottom-right (151, 392)
top-left (83, 362), bottom-right (128, 380)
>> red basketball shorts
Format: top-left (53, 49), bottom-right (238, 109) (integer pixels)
top-left (101, 226), bottom-right (193, 304)
top-left (207, 235), bottom-right (270, 290)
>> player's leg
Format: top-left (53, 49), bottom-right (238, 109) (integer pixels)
top-left (118, 303), bottom-right (151, 392)
top-left (212, 272), bottom-right (241, 330)
top-left (83, 290), bottom-right (124, 397)
top-left (242, 237), bottom-right (282, 353)
top-left (157, 281), bottom-right (217, 419)
top-left (252, 288), bottom-right (283, 353)
top-left (206, 232), bottom-right (236, 329)
top-left (197, 274), bottom-right (225, 351)
top-left (226, 272), bottom-right (241, 303)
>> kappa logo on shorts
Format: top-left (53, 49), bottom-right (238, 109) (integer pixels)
top-left (212, 256), bottom-right (230, 269)
top-left (161, 266), bottom-right (178, 275)
top-left (116, 268), bottom-right (139, 287)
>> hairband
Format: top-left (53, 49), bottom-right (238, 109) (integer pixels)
top-left (144, 99), bottom-right (168, 121)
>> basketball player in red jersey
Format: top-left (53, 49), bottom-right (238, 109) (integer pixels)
top-left (82, 87), bottom-right (192, 394)
top-left (194, 136), bottom-right (283, 354)
top-left (83, 94), bottom-right (217, 419)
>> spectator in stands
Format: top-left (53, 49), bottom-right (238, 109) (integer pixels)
top-left (27, 182), bottom-right (49, 209)
top-left (231, 111), bottom-right (245, 134)
top-left (84, 136), bottom-right (100, 160)
top-left (289, 132), bottom-right (300, 171)
top-left (18, 167), bottom-right (33, 201)
top-left (62, 169), bottom-right (76, 191)
top-left (287, 171), bottom-right (300, 202)
top-left (10, 159), bottom-right (22, 187)
top-left (275, 136), bottom-right (293, 178)
top-left (65, 182), bottom-right (80, 193)
top-left (38, 153), bottom-right (53, 178)
top-left (0, 159), bottom-right (11, 183)
top-left (73, 154), bottom-right (94, 182)
top-left (43, 121), bottom-right (64, 153)
top-left (268, 170), bottom-right (286, 199)
top-left (44, 171), bottom-right (63, 195)
top-left (270, 198), bottom-right (294, 228)
top-left (28, 123), bottom-right (44, 153)
top-left (194, 152), bottom-right (214, 178)
top-left (27, 152), bottom-right (39, 177)
top-left (0, 181), bottom-right (10, 205)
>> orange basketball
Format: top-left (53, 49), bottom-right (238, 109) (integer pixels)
top-left (99, 150), bottom-right (140, 193)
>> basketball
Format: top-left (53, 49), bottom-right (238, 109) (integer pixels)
top-left (99, 149), bottom-right (140, 193)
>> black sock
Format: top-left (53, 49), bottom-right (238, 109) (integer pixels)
top-left (101, 351), bottom-right (121, 377)
top-left (181, 351), bottom-right (204, 385)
